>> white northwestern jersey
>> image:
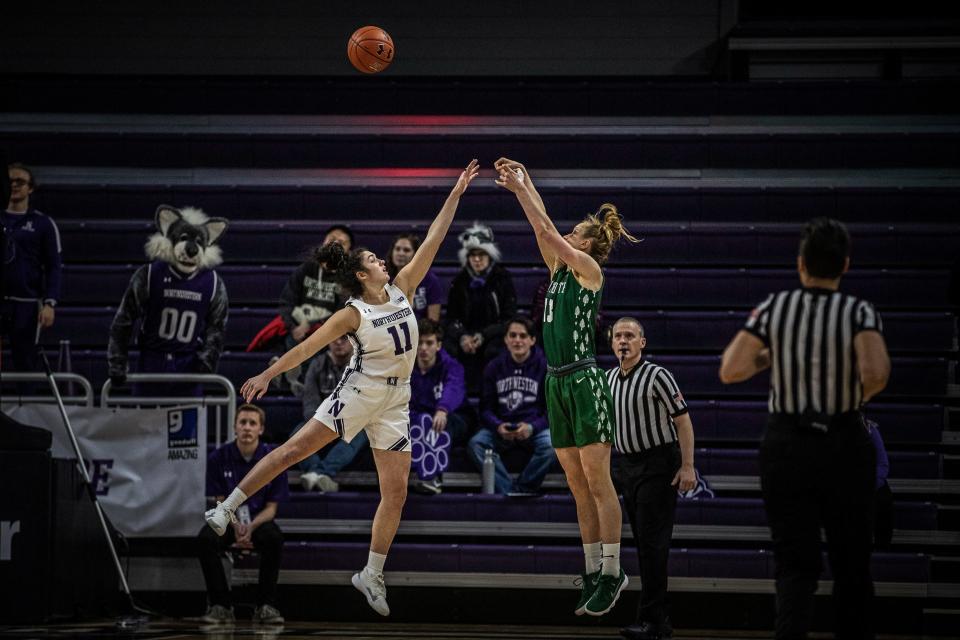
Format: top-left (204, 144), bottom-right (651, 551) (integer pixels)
top-left (345, 283), bottom-right (419, 380)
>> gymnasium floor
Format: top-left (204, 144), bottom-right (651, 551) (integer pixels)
top-left (0, 621), bottom-right (930, 640)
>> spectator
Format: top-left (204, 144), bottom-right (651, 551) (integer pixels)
top-left (444, 222), bottom-right (517, 393)
top-left (198, 404), bottom-right (288, 624)
top-left (2, 163), bottom-right (62, 372)
top-left (410, 318), bottom-right (467, 495)
top-left (274, 224), bottom-right (353, 389)
top-left (386, 233), bottom-right (442, 322)
top-left (297, 334), bottom-right (367, 493)
top-left (468, 315), bottom-right (555, 495)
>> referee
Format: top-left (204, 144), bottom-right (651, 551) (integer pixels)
top-left (607, 317), bottom-right (696, 640)
top-left (720, 218), bottom-right (890, 640)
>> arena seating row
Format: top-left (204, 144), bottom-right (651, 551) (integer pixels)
top-left (60, 264), bottom-right (952, 309)
top-left (234, 541), bottom-right (931, 583)
top-left (29, 172), bottom-right (960, 222)
top-left (56, 220), bottom-right (960, 267)
top-left (50, 306), bottom-right (957, 353)
top-left (3, 114), bottom-right (959, 169)
top-left (274, 492), bottom-right (940, 532)
top-left (30, 349), bottom-right (954, 398)
top-left (254, 397), bottom-right (948, 445)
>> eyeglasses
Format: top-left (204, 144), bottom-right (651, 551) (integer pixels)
top-left (9, 179), bottom-right (29, 187)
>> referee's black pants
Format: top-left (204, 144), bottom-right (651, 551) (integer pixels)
top-left (760, 412), bottom-right (876, 640)
top-left (612, 443), bottom-right (681, 630)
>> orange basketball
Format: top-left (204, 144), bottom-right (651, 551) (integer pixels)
top-left (347, 26), bottom-right (395, 74)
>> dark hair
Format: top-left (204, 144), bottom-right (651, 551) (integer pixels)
top-left (799, 217), bottom-right (850, 279)
top-left (418, 317), bottom-right (443, 341)
top-left (506, 314), bottom-right (535, 336)
top-left (580, 203), bottom-right (639, 265)
top-left (236, 403), bottom-right (266, 427)
top-left (314, 241), bottom-right (368, 297)
top-left (8, 162), bottom-right (36, 188)
top-left (323, 224), bottom-right (355, 250)
top-left (386, 232), bottom-right (422, 278)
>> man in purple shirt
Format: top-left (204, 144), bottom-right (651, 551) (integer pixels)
top-left (198, 404), bottom-right (289, 624)
top-left (2, 163), bottom-right (62, 372)
top-left (410, 318), bottom-right (467, 495)
top-left (468, 315), bottom-right (556, 495)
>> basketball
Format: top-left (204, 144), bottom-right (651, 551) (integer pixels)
top-left (347, 26), bottom-right (395, 74)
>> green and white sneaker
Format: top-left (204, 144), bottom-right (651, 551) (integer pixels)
top-left (573, 570), bottom-right (601, 615)
top-left (584, 569), bottom-right (628, 616)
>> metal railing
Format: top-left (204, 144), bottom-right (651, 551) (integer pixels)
top-left (100, 373), bottom-right (236, 445)
top-left (1, 372), bottom-right (94, 406)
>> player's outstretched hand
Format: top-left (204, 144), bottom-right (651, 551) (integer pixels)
top-left (494, 158), bottom-right (527, 194)
top-left (451, 159), bottom-right (479, 197)
top-left (240, 372), bottom-right (272, 402)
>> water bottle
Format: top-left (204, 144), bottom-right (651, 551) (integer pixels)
top-left (482, 448), bottom-right (496, 494)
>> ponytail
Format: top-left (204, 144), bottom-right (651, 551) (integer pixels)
top-left (582, 203), bottom-right (639, 265)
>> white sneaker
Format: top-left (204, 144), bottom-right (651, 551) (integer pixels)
top-left (201, 604), bottom-right (235, 623)
top-left (204, 501), bottom-right (236, 536)
top-left (352, 569), bottom-right (390, 616)
top-left (316, 473), bottom-right (339, 493)
top-left (301, 471), bottom-right (320, 491)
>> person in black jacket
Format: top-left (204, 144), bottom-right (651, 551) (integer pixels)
top-left (444, 222), bottom-right (517, 393)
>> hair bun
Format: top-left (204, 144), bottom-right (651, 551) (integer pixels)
top-left (315, 241), bottom-right (348, 272)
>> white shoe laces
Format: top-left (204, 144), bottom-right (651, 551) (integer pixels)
top-left (367, 571), bottom-right (387, 598)
top-left (216, 501), bottom-right (238, 524)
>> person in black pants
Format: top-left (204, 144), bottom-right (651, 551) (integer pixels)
top-left (198, 404), bottom-right (288, 623)
top-left (720, 218), bottom-right (891, 640)
top-left (606, 318), bottom-right (697, 640)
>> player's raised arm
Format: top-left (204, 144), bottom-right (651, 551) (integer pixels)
top-left (395, 160), bottom-right (479, 298)
top-left (494, 158), bottom-right (563, 271)
top-left (240, 305), bottom-right (360, 401)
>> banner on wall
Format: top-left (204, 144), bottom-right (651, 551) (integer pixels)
top-left (2, 404), bottom-right (206, 537)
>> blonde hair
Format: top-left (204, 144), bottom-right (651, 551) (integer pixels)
top-left (581, 203), bottom-right (639, 265)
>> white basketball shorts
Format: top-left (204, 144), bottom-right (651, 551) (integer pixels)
top-left (314, 372), bottom-right (412, 452)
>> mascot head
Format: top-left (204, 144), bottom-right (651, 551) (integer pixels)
top-left (145, 205), bottom-right (228, 275)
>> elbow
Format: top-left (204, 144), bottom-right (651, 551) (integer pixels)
top-left (718, 363), bottom-right (740, 385)
top-left (861, 369), bottom-right (890, 396)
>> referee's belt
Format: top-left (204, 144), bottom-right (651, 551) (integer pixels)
top-left (547, 357), bottom-right (597, 378)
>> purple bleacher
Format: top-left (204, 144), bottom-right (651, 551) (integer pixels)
top-left (61, 264), bottom-right (951, 308)
top-left (254, 397), bottom-right (942, 445)
top-left (42, 349), bottom-right (948, 397)
top-left (277, 493), bottom-right (937, 531)
top-left (239, 540), bottom-right (930, 582)
top-left (28, 348), bottom-right (947, 399)
top-left (692, 449), bottom-right (941, 479)
top-left (35, 183), bottom-right (959, 223)
top-left (7, 128), bottom-right (958, 170)
top-left (48, 306), bottom-right (955, 353)
top-left (57, 220), bottom-right (960, 268)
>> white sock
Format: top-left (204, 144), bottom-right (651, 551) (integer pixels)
top-left (365, 550), bottom-right (387, 574)
top-left (601, 542), bottom-right (621, 576)
top-left (221, 487), bottom-right (247, 512)
top-left (583, 542), bottom-right (602, 574)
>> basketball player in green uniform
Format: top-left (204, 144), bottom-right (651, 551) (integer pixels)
top-left (495, 158), bottom-right (638, 616)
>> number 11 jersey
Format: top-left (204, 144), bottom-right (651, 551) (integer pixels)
top-left (345, 283), bottom-right (419, 381)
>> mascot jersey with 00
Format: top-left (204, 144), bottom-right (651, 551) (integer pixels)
top-left (108, 205), bottom-right (229, 384)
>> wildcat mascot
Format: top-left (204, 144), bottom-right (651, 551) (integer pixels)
top-left (108, 205), bottom-right (228, 394)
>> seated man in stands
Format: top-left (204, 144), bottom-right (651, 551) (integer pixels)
top-left (410, 318), bottom-right (468, 495)
top-left (468, 315), bottom-right (555, 495)
top-left (198, 404), bottom-right (288, 624)
top-left (297, 334), bottom-right (367, 492)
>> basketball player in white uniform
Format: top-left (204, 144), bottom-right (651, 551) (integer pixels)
top-left (205, 160), bottom-right (479, 616)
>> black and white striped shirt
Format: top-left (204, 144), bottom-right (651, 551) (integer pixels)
top-left (606, 360), bottom-right (688, 454)
top-left (744, 287), bottom-right (883, 415)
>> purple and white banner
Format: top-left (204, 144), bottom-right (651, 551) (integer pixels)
top-left (2, 404), bottom-right (205, 537)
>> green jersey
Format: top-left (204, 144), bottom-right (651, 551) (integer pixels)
top-left (541, 266), bottom-right (602, 367)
